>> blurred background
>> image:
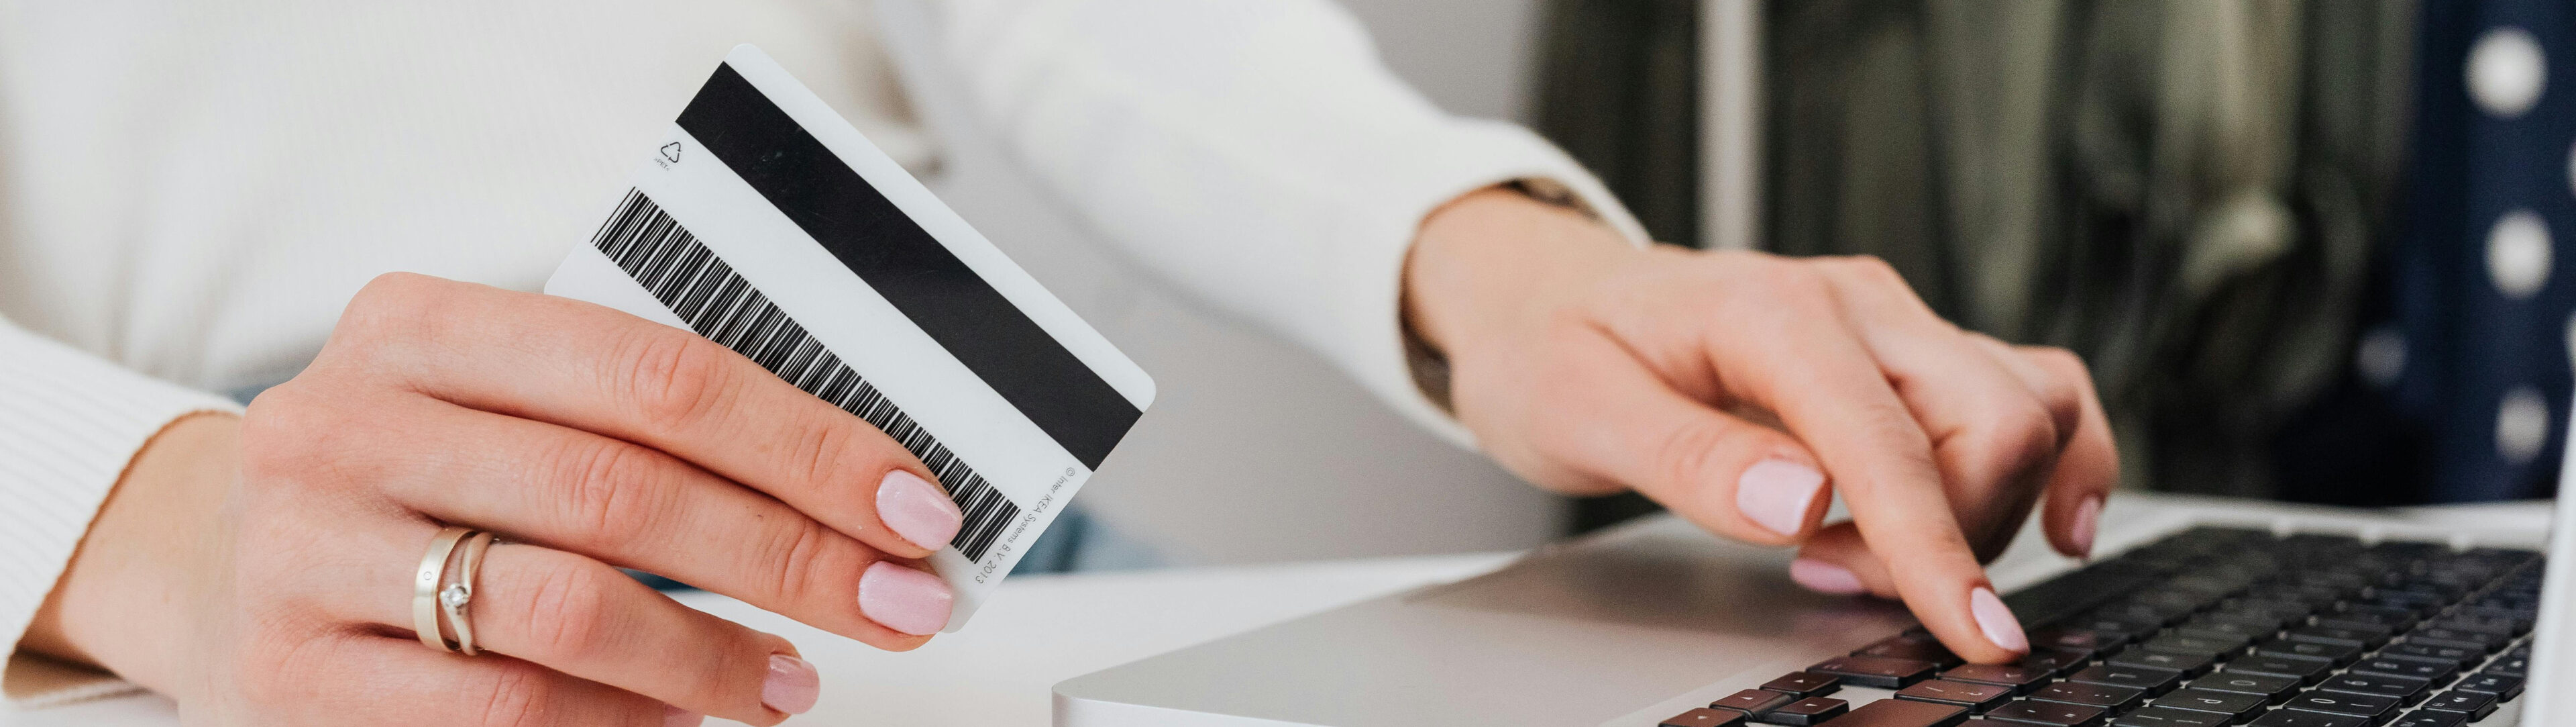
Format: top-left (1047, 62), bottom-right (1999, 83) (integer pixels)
top-left (902, 0), bottom-right (2575, 570)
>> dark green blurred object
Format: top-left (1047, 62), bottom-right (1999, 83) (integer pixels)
top-left (1536, 1), bottom-right (2422, 532)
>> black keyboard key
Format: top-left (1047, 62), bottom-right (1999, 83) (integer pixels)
top-left (2020, 648), bottom-right (2092, 677)
top-left (2385, 711), bottom-right (2465, 727)
top-left (2323, 605), bottom-right (2416, 630)
top-left (1857, 634), bottom-right (1966, 668)
top-left (2222, 654), bottom-right (2334, 684)
top-left (1760, 672), bottom-right (1841, 699)
top-left (2349, 655), bottom-right (2457, 683)
top-left (1817, 697), bottom-right (1968, 727)
top-left (1982, 699), bottom-right (2107, 727)
top-left (2313, 672), bottom-right (2430, 704)
top-left (2281, 691), bottom-right (2398, 722)
top-left (2246, 710), bottom-right (2366, 727)
top-left (2406, 628), bottom-right (2505, 652)
top-left (2071, 664), bottom-right (2186, 696)
top-left (2222, 599), bottom-right (2315, 623)
top-left (2376, 642), bottom-right (2479, 663)
top-left (2428, 614), bottom-right (2524, 636)
top-left (1709, 689), bottom-right (1795, 715)
top-left (2487, 652), bottom-right (2530, 677)
top-left (2253, 638), bottom-right (2360, 665)
top-left (2177, 616), bottom-right (2276, 641)
top-left (2204, 608), bottom-right (2303, 634)
top-left (1945, 663), bottom-right (2053, 693)
top-left (1807, 656), bottom-right (1937, 689)
top-left (2031, 681), bottom-right (2147, 712)
top-left (2110, 706), bottom-right (2231, 727)
top-left (2285, 624), bottom-right (2389, 650)
top-left (2074, 616), bottom-right (2168, 643)
top-left (2152, 688), bottom-right (2265, 722)
top-left (1758, 697), bottom-right (1847, 726)
top-left (2182, 672), bottom-right (2298, 704)
top-left (1660, 708), bottom-right (1749, 727)
top-left (2109, 648), bottom-right (2216, 677)
top-left (2133, 591), bottom-right (2219, 614)
top-left (1894, 679), bottom-right (2013, 713)
top-left (2031, 626), bottom-right (2121, 658)
top-left (2005, 560), bottom-right (2165, 628)
top-left (2455, 671), bottom-right (2523, 700)
top-left (2145, 632), bottom-right (2251, 659)
top-left (2368, 589), bottom-right (2444, 608)
top-left (2447, 607), bottom-right (2534, 632)
top-left (2095, 601), bottom-right (2197, 626)
top-left (2419, 690), bottom-right (2498, 720)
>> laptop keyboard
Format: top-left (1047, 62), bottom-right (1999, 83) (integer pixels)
top-left (1657, 526), bottom-right (2544, 727)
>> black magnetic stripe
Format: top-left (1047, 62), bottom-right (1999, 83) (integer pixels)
top-left (678, 63), bottom-right (1138, 469)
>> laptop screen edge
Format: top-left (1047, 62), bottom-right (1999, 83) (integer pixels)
top-left (2516, 397), bottom-right (2576, 726)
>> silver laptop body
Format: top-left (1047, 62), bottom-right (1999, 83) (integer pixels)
top-left (1061, 463), bottom-right (2575, 726)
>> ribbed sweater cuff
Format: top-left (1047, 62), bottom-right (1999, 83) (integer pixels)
top-left (0, 324), bottom-right (241, 708)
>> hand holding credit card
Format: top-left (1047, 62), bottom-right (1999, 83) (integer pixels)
top-left (547, 45), bottom-right (1156, 631)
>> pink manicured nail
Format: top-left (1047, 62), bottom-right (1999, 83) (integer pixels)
top-left (859, 561), bottom-right (955, 635)
top-left (663, 704), bottom-right (705, 727)
top-left (1737, 458), bottom-right (1826, 537)
top-left (1970, 586), bottom-right (2028, 652)
top-left (1789, 558), bottom-right (1865, 595)
top-left (877, 470), bottom-right (964, 551)
top-left (2071, 495), bottom-right (2103, 558)
top-left (761, 654), bottom-right (819, 716)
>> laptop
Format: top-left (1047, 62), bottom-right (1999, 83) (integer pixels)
top-left (1057, 448), bottom-right (2574, 726)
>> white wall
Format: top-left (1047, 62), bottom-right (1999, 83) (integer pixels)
top-left (900, 0), bottom-right (1563, 568)
top-left (1336, 0), bottom-right (1544, 122)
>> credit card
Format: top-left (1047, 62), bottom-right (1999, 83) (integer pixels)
top-left (545, 44), bottom-right (1155, 630)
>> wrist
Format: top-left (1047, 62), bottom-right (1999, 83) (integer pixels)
top-left (21, 412), bottom-right (239, 694)
top-left (1403, 187), bottom-right (1636, 362)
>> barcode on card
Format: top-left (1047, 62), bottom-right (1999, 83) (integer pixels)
top-left (587, 189), bottom-right (1022, 563)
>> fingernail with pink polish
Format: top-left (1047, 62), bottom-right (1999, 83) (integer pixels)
top-left (1970, 586), bottom-right (2028, 652)
top-left (1737, 458), bottom-right (1826, 537)
top-left (859, 561), bottom-right (955, 635)
top-left (2072, 495), bottom-right (2103, 558)
top-left (1789, 558), bottom-right (1865, 595)
top-left (877, 470), bottom-right (964, 551)
top-left (761, 654), bottom-right (819, 716)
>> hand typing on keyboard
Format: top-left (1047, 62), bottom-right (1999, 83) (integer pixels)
top-left (1406, 189), bottom-right (2121, 664)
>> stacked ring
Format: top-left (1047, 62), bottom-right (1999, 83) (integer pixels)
top-left (413, 526), bottom-right (474, 652)
top-left (413, 526), bottom-right (496, 655)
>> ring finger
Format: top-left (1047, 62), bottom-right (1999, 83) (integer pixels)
top-left (364, 397), bottom-right (951, 642)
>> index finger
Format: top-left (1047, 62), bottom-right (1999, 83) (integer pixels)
top-left (1695, 271), bottom-right (2029, 663)
top-left (329, 273), bottom-right (959, 561)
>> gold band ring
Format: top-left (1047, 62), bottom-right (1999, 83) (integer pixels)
top-left (413, 526), bottom-right (475, 652)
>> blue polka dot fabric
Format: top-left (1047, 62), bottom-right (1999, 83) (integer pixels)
top-left (2377, 0), bottom-right (2576, 501)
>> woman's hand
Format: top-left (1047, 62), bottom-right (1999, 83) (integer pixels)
top-left (22, 273), bottom-right (971, 726)
top-left (1405, 189), bottom-right (2118, 665)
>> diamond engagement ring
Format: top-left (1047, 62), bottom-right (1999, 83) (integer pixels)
top-left (413, 526), bottom-right (476, 653)
top-left (441, 531), bottom-right (496, 655)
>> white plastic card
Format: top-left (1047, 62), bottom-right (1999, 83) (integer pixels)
top-left (546, 44), bottom-right (1155, 631)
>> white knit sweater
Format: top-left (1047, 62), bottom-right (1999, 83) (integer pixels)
top-left (0, 0), bottom-right (1638, 707)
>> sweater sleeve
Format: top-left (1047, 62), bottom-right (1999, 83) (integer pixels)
top-left (937, 0), bottom-right (1650, 446)
top-left (0, 318), bottom-right (241, 708)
